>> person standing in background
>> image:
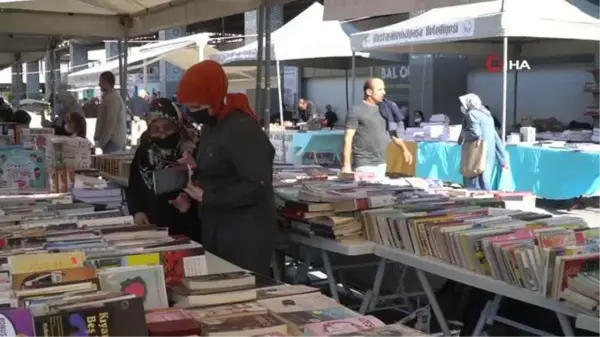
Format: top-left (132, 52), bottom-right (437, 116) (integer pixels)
top-left (95, 71), bottom-right (127, 153)
top-left (324, 104), bottom-right (338, 129)
top-left (297, 98), bottom-right (314, 122)
top-left (129, 89), bottom-right (150, 119)
top-left (83, 97), bottom-right (99, 118)
top-left (42, 92), bottom-right (84, 132)
top-left (459, 94), bottom-right (508, 190)
top-left (342, 78), bottom-right (390, 179)
top-left (413, 110), bottom-right (425, 127)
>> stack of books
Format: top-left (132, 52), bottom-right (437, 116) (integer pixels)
top-left (92, 153), bottom-right (135, 180)
top-left (151, 272), bottom-right (427, 336)
top-left (0, 191), bottom-right (428, 336)
top-left (0, 213), bottom-right (207, 335)
top-left (357, 194), bottom-right (598, 311)
top-left (275, 177), bottom-right (535, 242)
top-left (558, 264), bottom-right (599, 316)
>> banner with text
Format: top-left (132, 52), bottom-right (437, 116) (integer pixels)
top-left (356, 20), bottom-right (474, 50)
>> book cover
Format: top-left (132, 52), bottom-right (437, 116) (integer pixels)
top-left (258, 293), bottom-right (341, 313)
top-left (202, 314), bottom-right (286, 336)
top-left (152, 165), bottom-right (190, 195)
top-left (145, 308), bottom-right (203, 336)
top-left (0, 308), bottom-right (35, 336)
top-left (98, 265), bottom-right (168, 310)
top-left (0, 149), bottom-right (46, 189)
top-left (185, 271), bottom-right (251, 282)
top-left (34, 297), bottom-right (147, 336)
top-left (256, 285), bottom-right (319, 300)
top-left (86, 245), bottom-right (206, 285)
top-left (334, 323), bottom-right (427, 336)
top-left (276, 307), bottom-right (358, 326)
top-left (303, 315), bottom-right (385, 336)
top-left (8, 252), bottom-right (86, 274)
top-left (187, 302), bottom-right (267, 320)
top-left (12, 267), bottom-right (97, 290)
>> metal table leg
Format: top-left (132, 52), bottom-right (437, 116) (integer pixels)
top-left (321, 249), bottom-right (340, 302)
top-left (472, 294), bottom-right (501, 336)
top-left (556, 312), bottom-right (575, 337)
top-left (369, 257), bottom-right (387, 311)
top-left (358, 258), bottom-right (387, 314)
top-left (394, 264), bottom-right (414, 312)
top-left (415, 269), bottom-right (452, 336)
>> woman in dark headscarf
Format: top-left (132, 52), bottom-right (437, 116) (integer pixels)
top-left (126, 98), bottom-right (201, 242)
top-left (176, 60), bottom-right (276, 276)
top-left (43, 92), bottom-right (87, 138)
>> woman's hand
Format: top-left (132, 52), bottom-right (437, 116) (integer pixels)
top-left (184, 182), bottom-right (204, 203)
top-left (169, 193), bottom-right (192, 212)
top-left (133, 212), bottom-right (150, 225)
top-left (178, 152), bottom-right (197, 168)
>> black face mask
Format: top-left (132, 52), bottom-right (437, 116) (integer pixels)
top-left (152, 133), bottom-right (178, 149)
top-left (189, 109), bottom-right (217, 125)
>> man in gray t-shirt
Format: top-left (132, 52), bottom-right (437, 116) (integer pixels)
top-left (342, 78), bottom-right (389, 179)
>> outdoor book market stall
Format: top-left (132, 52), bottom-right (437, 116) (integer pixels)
top-left (274, 130), bottom-right (600, 200)
top-left (346, 0), bottom-right (600, 200)
top-left (273, 171), bottom-right (600, 336)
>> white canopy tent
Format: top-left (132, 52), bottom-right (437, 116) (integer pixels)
top-left (68, 33), bottom-right (211, 87)
top-left (349, 0), bottom-right (600, 140)
top-left (211, 1), bottom-right (404, 68)
top-left (0, 35), bottom-right (56, 69)
top-left (211, 1), bottom-right (406, 139)
top-left (68, 33), bottom-right (263, 91)
top-left (0, 0), bottom-right (292, 38)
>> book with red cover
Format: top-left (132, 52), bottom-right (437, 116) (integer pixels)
top-left (146, 308), bottom-right (203, 336)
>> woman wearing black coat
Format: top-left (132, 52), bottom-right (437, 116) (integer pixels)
top-left (126, 98), bottom-right (201, 243)
top-left (175, 60), bottom-right (276, 276)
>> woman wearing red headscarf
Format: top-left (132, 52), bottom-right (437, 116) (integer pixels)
top-left (176, 60), bottom-right (276, 276)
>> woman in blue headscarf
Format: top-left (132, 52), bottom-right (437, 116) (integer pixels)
top-left (459, 93), bottom-right (508, 190)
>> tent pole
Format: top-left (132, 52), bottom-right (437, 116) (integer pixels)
top-left (255, 3), bottom-right (265, 126)
top-left (501, 36), bottom-right (508, 142)
top-left (512, 44), bottom-right (522, 130)
top-left (276, 59), bottom-right (286, 162)
top-left (117, 39), bottom-right (124, 100)
top-left (142, 59), bottom-right (148, 90)
top-left (344, 68), bottom-right (350, 114)
top-left (123, 31), bottom-right (129, 101)
top-left (351, 51), bottom-right (356, 105)
top-left (264, 5), bottom-right (273, 135)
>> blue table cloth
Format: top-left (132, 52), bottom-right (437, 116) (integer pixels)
top-left (290, 130), bottom-right (344, 165)
top-left (415, 141), bottom-right (600, 200)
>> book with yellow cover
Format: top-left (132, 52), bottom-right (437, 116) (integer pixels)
top-left (8, 252), bottom-right (86, 274)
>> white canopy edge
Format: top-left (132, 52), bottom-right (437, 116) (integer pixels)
top-left (350, 0), bottom-right (600, 56)
top-left (0, 0), bottom-right (290, 39)
top-left (210, 2), bottom-right (404, 67)
top-left (67, 33), bottom-right (210, 87)
top-left (68, 33), bottom-right (259, 87)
